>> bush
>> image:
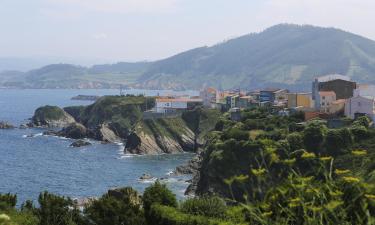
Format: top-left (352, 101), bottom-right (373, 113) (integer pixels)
top-left (143, 182), bottom-right (177, 223)
top-left (0, 193), bottom-right (17, 210)
top-left (149, 204), bottom-right (237, 225)
top-left (303, 121), bottom-right (327, 153)
top-left (37, 192), bottom-right (82, 225)
top-left (351, 125), bottom-right (369, 141)
top-left (286, 132), bottom-right (304, 151)
top-left (180, 196), bottom-right (227, 218)
top-left (85, 188), bottom-right (145, 225)
top-left (223, 128), bottom-right (249, 141)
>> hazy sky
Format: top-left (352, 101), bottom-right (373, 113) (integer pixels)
top-left (1, 0), bottom-right (375, 64)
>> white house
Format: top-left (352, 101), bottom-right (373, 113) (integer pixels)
top-left (155, 98), bottom-right (203, 113)
top-left (345, 95), bottom-right (375, 120)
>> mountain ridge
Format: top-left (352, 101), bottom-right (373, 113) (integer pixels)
top-left (2, 24), bottom-right (375, 90)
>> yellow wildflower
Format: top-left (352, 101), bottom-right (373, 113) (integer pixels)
top-left (283, 158), bottom-right (296, 165)
top-left (301, 151), bottom-right (316, 159)
top-left (320, 156), bottom-right (333, 162)
top-left (325, 200), bottom-right (343, 211)
top-left (234, 174), bottom-right (249, 183)
top-left (351, 149), bottom-right (367, 156)
top-left (334, 169), bottom-right (351, 175)
top-left (342, 176), bottom-right (360, 183)
top-left (290, 197), bottom-right (301, 203)
top-left (251, 168), bottom-right (266, 177)
top-left (365, 194), bottom-right (375, 200)
top-left (308, 206), bottom-right (323, 212)
top-left (288, 202), bottom-right (300, 208)
top-left (262, 211), bottom-right (273, 217)
top-left (0, 214), bottom-right (10, 221)
top-left (299, 176), bottom-right (314, 182)
top-left (330, 190), bottom-right (344, 197)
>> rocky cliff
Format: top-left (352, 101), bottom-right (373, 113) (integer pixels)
top-left (30, 96), bottom-right (221, 155)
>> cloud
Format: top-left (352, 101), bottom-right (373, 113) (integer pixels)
top-left (46, 0), bottom-right (180, 14)
top-left (93, 33), bottom-right (108, 40)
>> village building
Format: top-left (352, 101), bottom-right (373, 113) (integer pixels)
top-left (329, 99), bottom-right (346, 114)
top-left (345, 95), bottom-right (375, 120)
top-left (155, 98), bottom-right (203, 113)
top-left (200, 87), bottom-right (217, 108)
top-left (318, 91), bottom-right (336, 113)
top-left (287, 93), bottom-right (313, 108)
top-left (312, 74), bottom-right (356, 109)
top-left (259, 88), bottom-right (289, 103)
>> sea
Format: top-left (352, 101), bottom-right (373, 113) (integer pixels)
top-left (0, 89), bottom-right (197, 205)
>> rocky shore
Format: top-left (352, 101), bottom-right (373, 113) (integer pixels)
top-left (26, 96), bottom-right (220, 156)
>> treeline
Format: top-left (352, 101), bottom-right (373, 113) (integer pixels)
top-left (0, 182), bottom-right (241, 225)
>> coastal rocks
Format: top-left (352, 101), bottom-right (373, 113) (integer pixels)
top-left (125, 132), bottom-right (184, 155)
top-left (174, 154), bottom-right (202, 175)
top-left (43, 130), bottom-right (59, 136)
top-left (97, 124), bottom-right (122, 143)
top-left (58, 123), bottom-right (87, 139)
top-left (30, 105), bottom-right (75, 128)
top-left (0, 121), bottom-right (15, 129)
top-left (139, 173), bottom-right (154, 181)
top-left (70, 140), bottom-right (91, 148)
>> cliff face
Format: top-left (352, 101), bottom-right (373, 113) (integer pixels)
top-left (30, 96), bottom-right (221, 155)
top-left (125, 119), bottom-right (195, 155)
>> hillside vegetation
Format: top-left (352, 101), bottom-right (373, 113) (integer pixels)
top-left (139, 24), bottom-right (375, 90)
top-left (2, 24), bottom-right (375, 90)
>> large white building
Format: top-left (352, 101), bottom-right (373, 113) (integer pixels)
top-left (345, 95), bottom-right (375, 120)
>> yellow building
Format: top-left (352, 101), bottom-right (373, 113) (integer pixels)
top-left (287, 93), bottom-right (312, 108)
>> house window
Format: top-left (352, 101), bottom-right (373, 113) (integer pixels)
top-left (322, 96), bottom-right (326, 100)
top-left (322, 102), bottom-right (325, 106)
top-left (358, 102), bottom-right (361, 107)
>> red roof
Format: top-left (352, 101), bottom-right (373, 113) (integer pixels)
top-left (319, 91), bottom-right (336, 96)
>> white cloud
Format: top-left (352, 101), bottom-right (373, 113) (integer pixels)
top-left (93, 33), bottom-right (108, 40)
top-left (46, 0), bottom-right (180, 14)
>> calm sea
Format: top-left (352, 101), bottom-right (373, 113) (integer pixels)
top-left (0, 89), bottom-right (197, 205)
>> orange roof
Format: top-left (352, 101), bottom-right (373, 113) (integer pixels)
top-left (319, 91), bottom-right (336, 96)
top-left (206, 87), bottom-right (217, 93)
top-left (156, 98), bottom-right (203, 103)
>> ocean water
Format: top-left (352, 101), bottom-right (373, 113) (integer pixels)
top-left (0, 89), bottom-right (197, 205)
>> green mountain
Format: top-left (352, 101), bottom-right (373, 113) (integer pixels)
top-left (0, 62), bottom-right (150, 89)
top-left (138, 24), bottom-right (375, 90)
top-left (2, 24), bottom-right (375, 90)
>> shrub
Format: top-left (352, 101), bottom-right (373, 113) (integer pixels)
top-left (303, 121), bottom-right (327, 153)
top-left (287, 132), bottom-right (304, 151)
top-left (143, 182), bottom-right (177, 223)
top-left (223, 128), bottom-right (249, 141)
top-left (180, 196), bottom-right (227, 218)
top-left (85, 188), bottom-right (145, 225)
top-left (351, 125), bottom-right (369, 141)
top-left (37, 192), bottom-right (82, 225)
top-left (0, 193), bottom-right (17, 210)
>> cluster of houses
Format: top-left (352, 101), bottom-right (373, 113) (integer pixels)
top-left (148, 73), bottom-right (375, 123)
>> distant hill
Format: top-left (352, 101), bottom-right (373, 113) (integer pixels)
top-left (2, 24), bottom-right (375, 90)
top-left (0, 62), bottom-right (151, 89)
top-left (138, 24), bottom-right (375, 90)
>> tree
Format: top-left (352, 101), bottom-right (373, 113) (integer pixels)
top-left (142, 182), bottom-right (177, 223)
top-left (287, 132), bottom-right (304, 151)
top-left (353, 116), bottom-right (371, 128)
top-left (85, 187), bottom-right (145, 225)
top-left (303, 121), bottom-right (327, 153)
top-left (0, 193), bottom-right (17, 210)
top-left (37, 192), bottom-right (82, 225)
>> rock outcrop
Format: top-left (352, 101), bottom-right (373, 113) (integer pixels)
top-left (30, 105), bottom-right (75, 128)
top-left (58, 123), bottom-right (87, 139)
top-left (70, 140), bottom-right (91, 147)
top-left (125, 119), bottom-right (195, 155)
top-left (0, 121), bottom-right (15, 129)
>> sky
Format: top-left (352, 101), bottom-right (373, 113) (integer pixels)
top-left (1, 0), bottom-right (375, 66)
